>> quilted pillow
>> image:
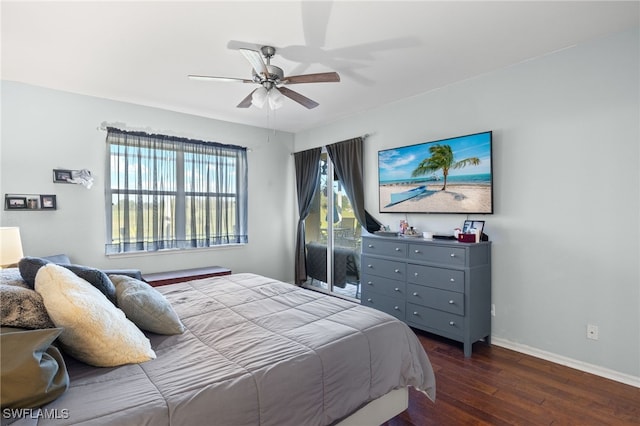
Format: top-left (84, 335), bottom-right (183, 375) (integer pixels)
top-left (35, 264), bottom-right (156, 367)
top-left (0, 327), bottom-right (69, 409)
top-left (110, 275), bottom-right (185, 335)
top-left (19, 257), bottom-right (117, 304)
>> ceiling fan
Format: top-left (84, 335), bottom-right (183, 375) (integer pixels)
top-left (188, 45), bottom-right (340, 109)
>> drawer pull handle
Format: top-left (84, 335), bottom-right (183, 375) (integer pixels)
top-left (394, 269), bottom-right (400, 273)
top-left (450, 278), bottom-right (455, 282)
top-left (367, 281), bottom-right (373, 285)
top-left (394, 306), bottom-right (399, 310)
top-left (367, 264), bottom-right (373, 268)
top-left (414, 249), bottom-right (420, 253)
top-left (367, 298), bottom-right (373, 302)
top-left (394, 287), bottom-right (400, 292)
top-left (412, 292), bottom-right (419, 296)
top-left (368, 244), bottom-right (373, 248)
top-left (449, 321), bottom-right (456, 326)
top-left (395, 247), bottom-right (401, 251)
top-left (414, 272), bottom-right (419, 277)
top-left (448, 300), bottom-right (455, 304)
top-left (450, 253), bottom-right (456, 257)
top-left (413, 312), bottom-right (419, 316)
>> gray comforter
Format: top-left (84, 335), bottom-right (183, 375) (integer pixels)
top-left (13, 273), bottom-right (435, 425)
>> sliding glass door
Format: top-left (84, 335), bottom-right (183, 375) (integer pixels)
top-left (303, 151), bottom-right (361, 299)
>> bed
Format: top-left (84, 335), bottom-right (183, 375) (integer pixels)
top-left (1, 269), bottom-right (436, 425)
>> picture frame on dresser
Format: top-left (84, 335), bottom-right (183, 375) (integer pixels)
top-left (462, 220), bottom-right (484, 235)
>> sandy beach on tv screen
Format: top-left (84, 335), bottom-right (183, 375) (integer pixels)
top-left (379, 183), bottom-right (492, 213)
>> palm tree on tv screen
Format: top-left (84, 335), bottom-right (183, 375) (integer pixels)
top-left (411, 144), bottom-right (480, 190)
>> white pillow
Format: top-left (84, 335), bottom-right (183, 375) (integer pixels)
top-left (35, 264), bottom-right (156, 367)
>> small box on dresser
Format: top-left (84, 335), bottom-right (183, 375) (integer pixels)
top-left (361, 234), bottom-right (491, 357)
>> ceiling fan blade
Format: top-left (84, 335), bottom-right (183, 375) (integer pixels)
top-left (239, 48), bottom-right (268, 77)
top-left (227, 40), bottom-right (263, 52)
top-left (278, 87), bottom-right (319, 109)
top-left (283, 72), bottom-right (340, 84)
top-left (236, 89), bottom-right (257, 108)
top-left (188, 75), bottom-right (253, 83)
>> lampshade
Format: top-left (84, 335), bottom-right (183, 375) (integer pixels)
top-left (0, 227), bottom-right (24, 268)
top-left (251, 86), bottom-right (268, 108)
top-left (251, 86), bottom-right (284, 110)
top-left (268, 87), bottom-right (284, 110)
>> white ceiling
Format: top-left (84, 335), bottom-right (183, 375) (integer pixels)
top-left (2, 1), bottom-right (638, 133)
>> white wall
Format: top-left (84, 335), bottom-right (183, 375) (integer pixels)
top-left (296, 28), bottom-right (640, 379)
top-left (0, 82), bottom-right (297, 283)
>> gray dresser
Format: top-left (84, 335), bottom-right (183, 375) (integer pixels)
top-left (360, 234), bottom-right (491, 357)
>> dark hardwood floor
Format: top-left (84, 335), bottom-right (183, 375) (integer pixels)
top-left (385, 330), bottom-right (639, 425)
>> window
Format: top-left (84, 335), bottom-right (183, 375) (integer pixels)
top-left (105, 128), bottom-right (248, 254)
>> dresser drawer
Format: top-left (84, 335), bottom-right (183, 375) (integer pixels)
top-left (362, 239), bottom-right (408, 259)
top-left (409, 244), bottom-right (466, 266)
top-left (362, 255), bottom-right (406, 281)
top-left (361, 273), bottom-right (406, 299)
top-left (407, 264), bottom-right (464, 293)
top-left (406, 303), bottom-right (464, 337)
top-left (361, 292), bottom-right (405, 321)
top-left (406, 283), bottom-right (464, 315)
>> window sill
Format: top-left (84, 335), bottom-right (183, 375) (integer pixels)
top-left (105, 243), bottom-right (247, 259)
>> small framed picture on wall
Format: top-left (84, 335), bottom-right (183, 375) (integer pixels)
top-left (53, 169), bottom-right (73, 183)
top-left (6, 196), bottom-right (27, 209)
top-left (40, 194), bottom-right (57, 210)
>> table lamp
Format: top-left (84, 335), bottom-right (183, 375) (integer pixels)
top-left (0, 227), bottom-right (24, 268)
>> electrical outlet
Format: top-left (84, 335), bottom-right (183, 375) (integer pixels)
top-left (491, 304), bottom-right (496, 317)
top-left (587, 324), bottom-right (599, 340)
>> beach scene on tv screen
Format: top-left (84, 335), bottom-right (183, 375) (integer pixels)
top-left (378, 132), bottom-right (492, 213)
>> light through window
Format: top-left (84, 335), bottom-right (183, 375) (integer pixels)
top-left (105, 128), bottom-right (248, 254)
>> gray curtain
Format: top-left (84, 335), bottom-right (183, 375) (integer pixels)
top-left (326, 137), bottom-right (382, 234)
top-left (294, 148), bottom-right (322, 284)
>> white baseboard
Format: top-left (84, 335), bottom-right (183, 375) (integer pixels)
top-left (491, 337), bottom-right (640, 388)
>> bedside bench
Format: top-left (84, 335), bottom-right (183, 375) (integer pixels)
top-left (143, 266), bottom-right (232, 287)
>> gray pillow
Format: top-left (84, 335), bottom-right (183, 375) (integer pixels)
top-left (110, 274), bottom-right (185, 335)
top-left (0, 267), bottom-right (27, 287)
top-left (0, 284), bottom-right (55, 329)
top-left (0, 327), bottom-right (69, 409)
top-left (19, 257), bottom-right (117, 304)
top-left (41, 254), bottom-right (71, 264)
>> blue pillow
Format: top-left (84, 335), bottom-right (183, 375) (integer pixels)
top-left (18, 257), bottom-right (117, 304)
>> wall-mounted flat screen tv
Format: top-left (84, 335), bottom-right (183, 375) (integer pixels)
top-left (378, 131), bottom-right (493, 214)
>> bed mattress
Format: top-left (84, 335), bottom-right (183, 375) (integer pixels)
top-left (8, 273), bottom-right (435, 425)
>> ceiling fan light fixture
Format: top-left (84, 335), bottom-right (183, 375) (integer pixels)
top-left (268, 87), bottom-right (284, 110)
top-left (251, 86), bottom-right (268, 108)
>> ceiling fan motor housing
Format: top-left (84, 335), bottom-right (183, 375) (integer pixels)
top-left (253, 64), bottom-right (284, 88)
top-left (266, 65), bottom-right (284, 82)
